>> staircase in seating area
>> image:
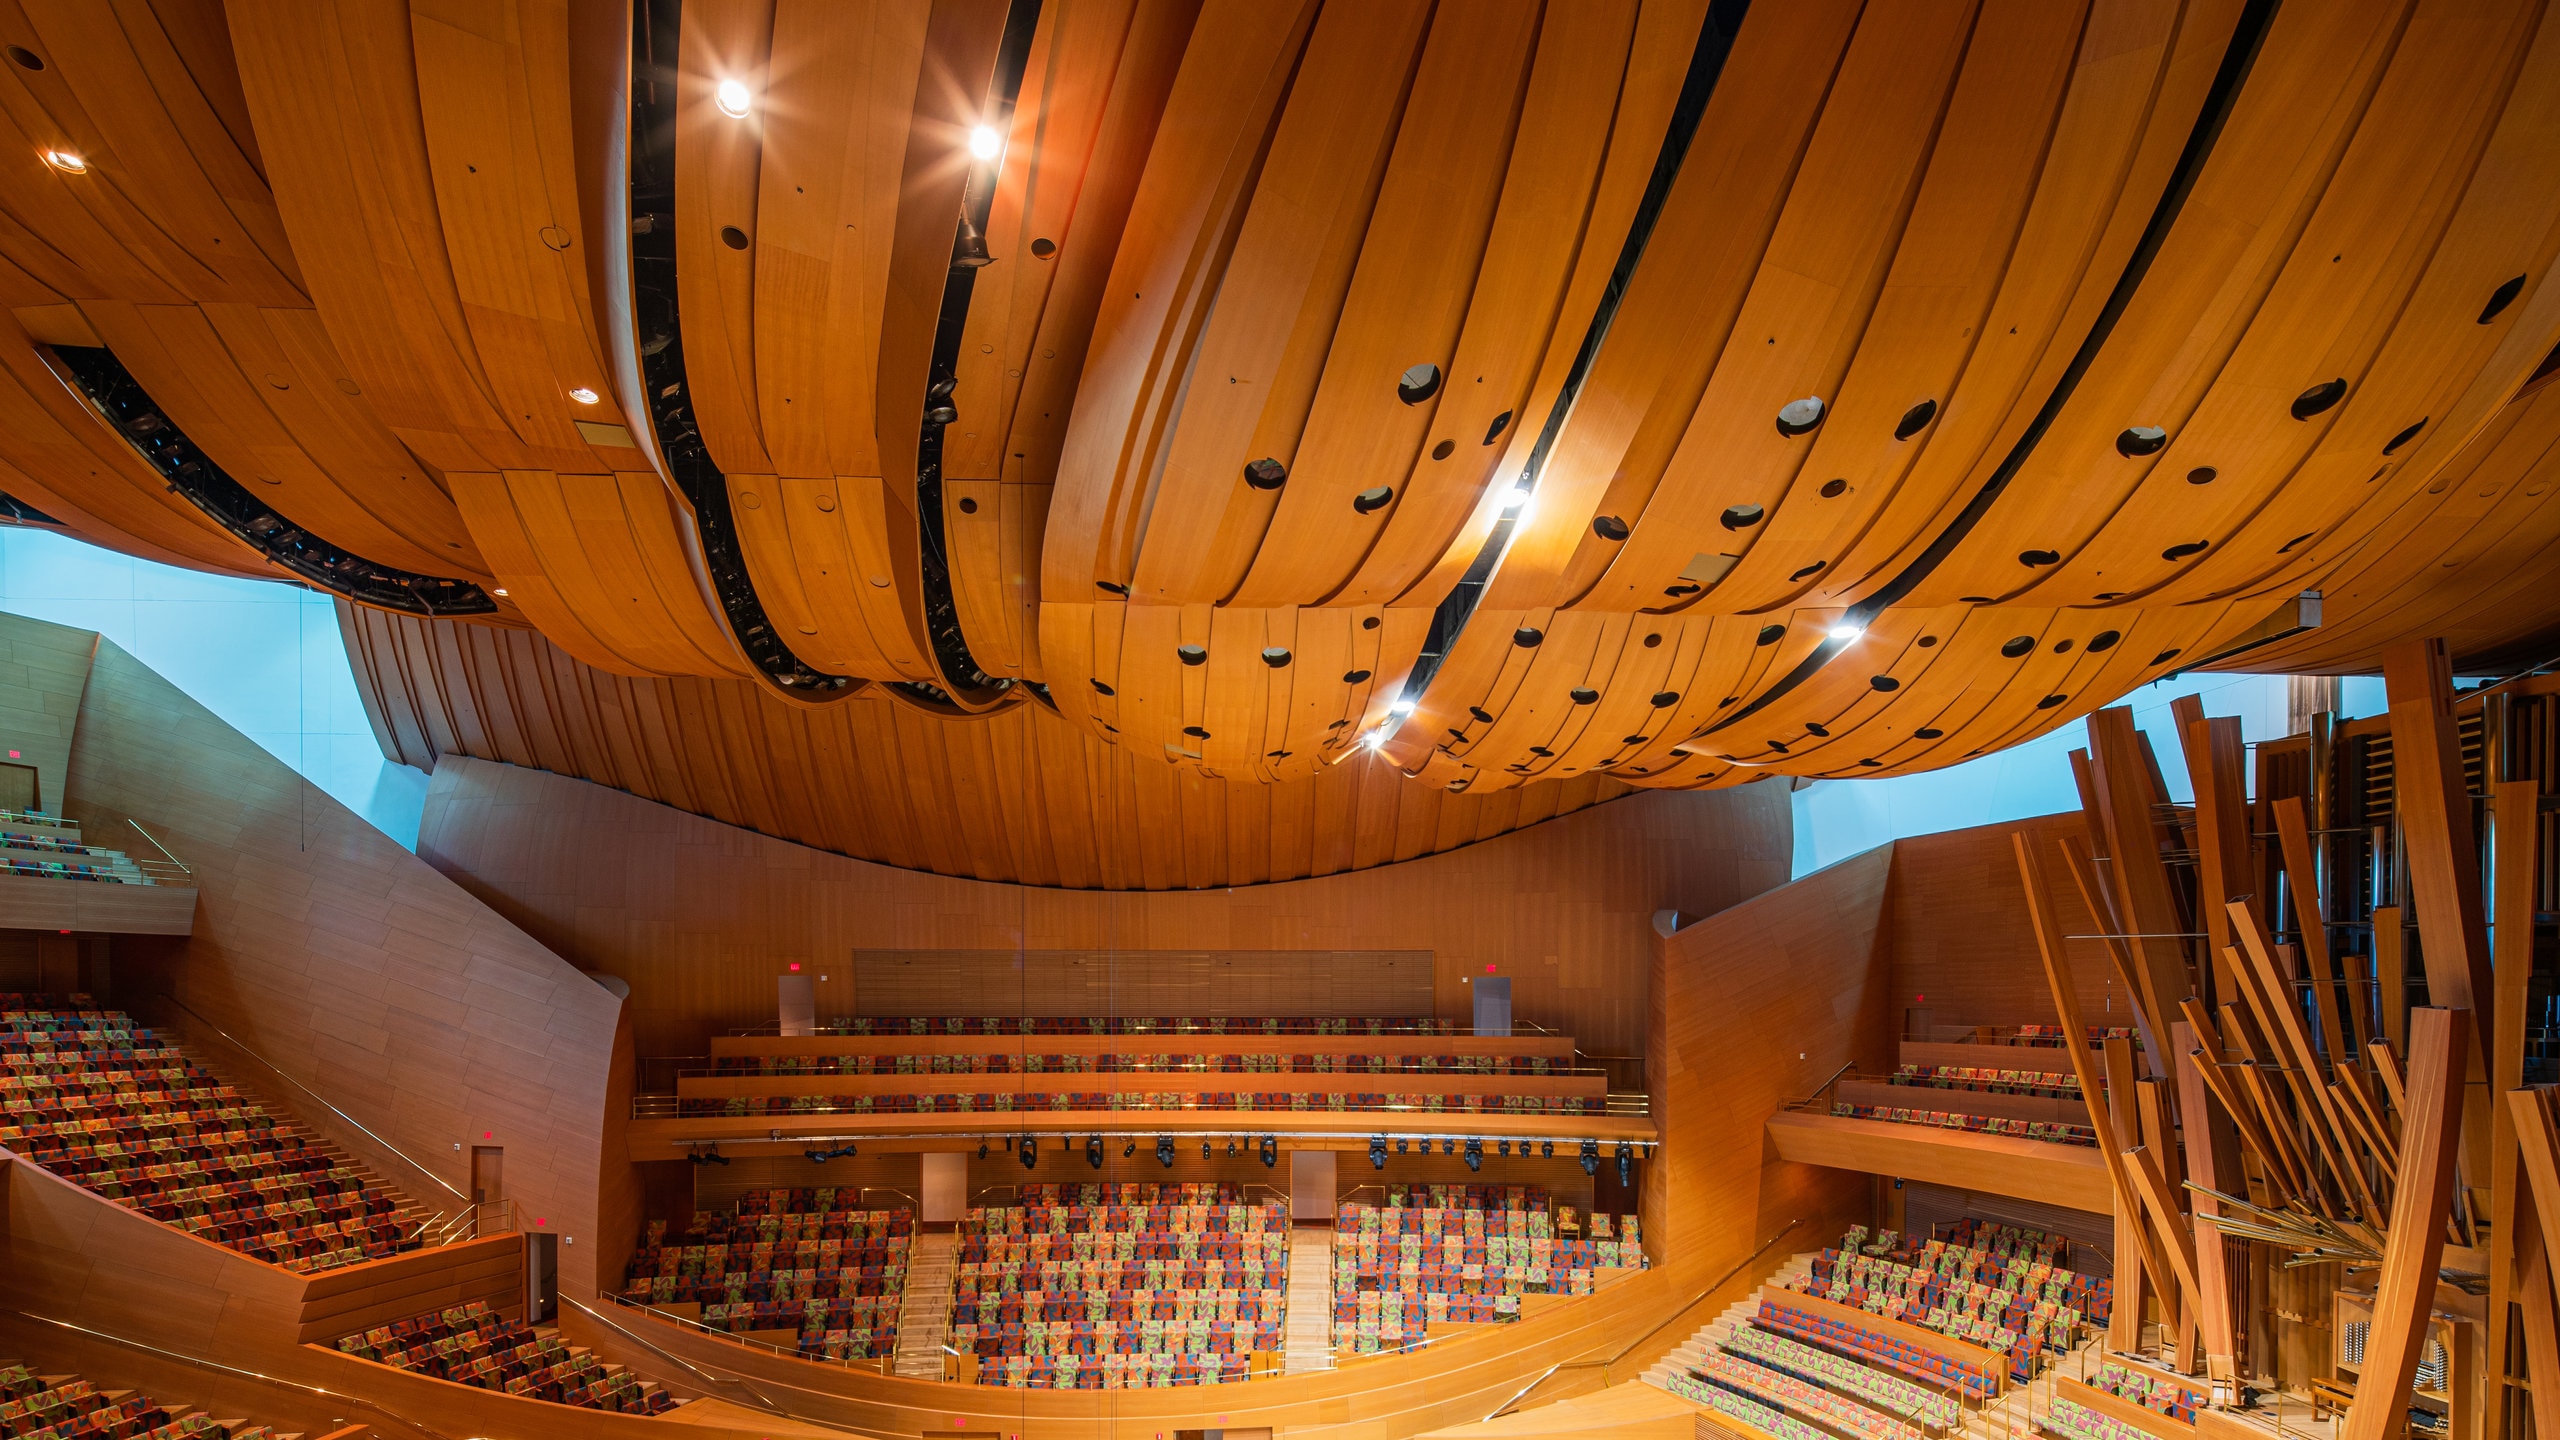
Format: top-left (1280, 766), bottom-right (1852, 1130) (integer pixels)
top-left (1643, 1251), bottom-right (1817, 1391)
top-left (1284, 1224), bottom-right (1335, 1373)
top-left (892, 1230), bottom-right (957, 1379)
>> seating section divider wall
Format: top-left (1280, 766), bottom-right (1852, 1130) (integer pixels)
top-left (1, 996), bottom-right (415, 1274)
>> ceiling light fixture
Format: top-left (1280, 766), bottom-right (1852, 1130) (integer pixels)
top-left (1501, 485), bottom-right (1531, 512)
top-left (568, 387), bottom-right (599, 405)
top-left (492, 588), bottom-right (510, 598)
top-left (1828, 624), bottom-right (1864, 642)
top-left (714, 79), bottom-right (752, 118)
top-left (42, 150), bottom-right (84, 174)
top-left (968, 124), bottom-right (1002, 161)
top-left (1365, 730), bottom-right (1388, 750)
top-left (1389, 699), bottom-right (1415, 716)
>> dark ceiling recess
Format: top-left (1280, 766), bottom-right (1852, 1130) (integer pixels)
top-left (48, 346), bottom-right (496, 618)
top-left (629, 0), bottom-right (850, 692)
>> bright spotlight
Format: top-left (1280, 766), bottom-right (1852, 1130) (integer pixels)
top-left (968, 124), bottom-right (1002, 160)
top-left (1501, 485), bottom-right (1531, 512)
top-left (1828, 624), bottom-right (1864, 642)
top-left (42, 150), bottom-right (84, 174)
top-left (1389, 699), bottom-right (1415, 716)
top-left (1365, 730), bottom-right (1388, 750)
top-left (714, 79), bottom-right (752, 118)
top-left (568, 387), bottom-right (599, 405)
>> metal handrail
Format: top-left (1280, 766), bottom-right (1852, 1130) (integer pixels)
top-left (1793, 1061), bottom-right (1858, 1108)
top-left (7, 1309), bottom-right (455, 1440)
top-left (568, 1294), bottom-right (804, 1418)
top-left (159, 994), bottom-right (470, 1208)
top-left (125, 818), bottom-right (191, 877)
top-left (1486, 1216), bottom-right (1809, 1420)
top-left (638, 1092), bottom-right (1650, 1121)
top-left (728, 1018), bottom-right (1566, 1038)
top-left (666, 1057), bottom-right (1618, 1080)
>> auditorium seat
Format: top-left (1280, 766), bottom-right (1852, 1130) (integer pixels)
top-left (334, 1301), bottom-right (675, 1413)
top-left (0, 1357), bottom-right (338, 1438)
top-left (0, 997), bottom-right (417, 1273)
top-left (674, 1017), bottom-right (1604, 1121)
top-left (2084, 1360), bottom-right (2209, 1421)
top-left (618, 1189), bottom-right (912, 1361)
top-left (1827, 1102), bottom-right (2098, 1146)
top-left (1331, 1186), bottom-right (1645, 1354)
top-left (946, 1183), bottom-right (1285, 1388)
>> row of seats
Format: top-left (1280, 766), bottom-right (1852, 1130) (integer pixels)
top-left (802, 1017), bottom-right (1466, 1036)
top-left (1718, 1319), bottom-right (1965, 1429)
top-left (1889, 1064), bottom-right (2083, 1098)
top-left (2047, 1394), bottom-right (2154, 1440)
top-left (0, 1360), bottom-right (320, 1440)
top-left (1831, 1102), bottom-right (2098, 1146)
top-left (710, 1052), bottom-right (1568, 1076)
top-left (1332, 1197), bottom-right (1644, 1353)
top-left (1665, 1370), bottom-right (1833, 1440)
top-left (679, 1090), bottom-right (1596, 1115)
top-left (2011, 1025), bottom-right (2142, 1048)
top-left (971, 1353), bottom-right (1259, 1387)
top-left (2, 999), bottom-right (414, 1273)
top-left (622, 1197), bottom-right (914, 1360)
top-left (0, 855), bottom-right (133, 884)
top-left (2087, 1361), bottom-right (2209, 1421)
top-left (0, 831), bottom-right (100, 855)
top-left (1682, 1350), bottom-right (1923, 1440)
top-left (336, 1303), bottom-right (674, 1413)
top-left (1755, 1295), bottom-right (2004, 1399)
top-left (947, 1185), bottom-right (1285, 1386)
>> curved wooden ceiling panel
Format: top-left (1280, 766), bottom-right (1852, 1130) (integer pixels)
top-left (340, 598), bottom-right (1633, 888)
top-left (4, 0), bottom-right (2555, 885)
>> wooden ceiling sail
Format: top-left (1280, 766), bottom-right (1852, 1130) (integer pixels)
top-left (0, 0), bottom-right (2549, 826)
top-left (0, 0), bottom-right (499, 591)
top-left (339, 598), bottom-right (1631, 889)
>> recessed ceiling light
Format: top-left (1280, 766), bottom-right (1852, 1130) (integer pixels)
top-left (1365, 730), bottom-right (1387, 749)
top-left (1389, 699), bottom-right (1415, 716)
top-left (1828, 624), bottom-right (1863, 642)
top-left (968, 124), bottom-right (1002, 160)
top-left (492, 588), bottom-right (509, 598)
top-left (715, 79), bottom-right (751, 118)
top-left (568, 387), bottom-right (599, 404)
top-left (1501, 485), bottom-right (1531, 512)
top-left (42, 150), bottom-right (84, 174)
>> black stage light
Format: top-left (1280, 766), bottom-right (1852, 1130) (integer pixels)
top-left (1019, 1134), bottom-right (1038, 1170)
top-left (1580, 1139), bottom-right (1599, 1176)
top-left (1541, 1141), bottom-right (1553, 1159)
top-left (1227, 1139), bottom-right (1238, 1157)
top-left (1158, 1137), bottom-right (1176, 1168)
top-left (707, 1148), bottom-right (729, 1166)
top-left (1396, 1138), bottom-right (1408, 1155)
top-left (978, 1141), bottom-right (989, 1160)
top-left (1442, 1138), bottom-right (1456, 1156)
top-left (1463, 1138), bottom-right (1482, 1172)
top-left (1124, 1140), bottom-right (1136, 1158)
top-left (1616, 1141), bottom-right (1633, 1187)
top-left (1259, 1135), bottom-right (1278, 1169)
top-left (1201, 1140), bottom-right (1212, 1159)
top-left (1370, 1136), bottom-right (1388, 1170)
top-left (806, 1148), bottom-right (827, 1163)
top-left (1497, 1139), bottom-right (1511, 1158)
top-left (1086, 1135), bottom-right (1105, 1170)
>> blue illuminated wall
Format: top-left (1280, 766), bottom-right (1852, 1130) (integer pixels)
top-left (0, 528), bottom-right (426, 847)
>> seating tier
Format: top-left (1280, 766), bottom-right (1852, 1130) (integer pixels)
top-left (947, 1184), bottom-right (1286, 1388)
top-left (1331, 1188), bottom-right (1644, 1354)
top-left (620, 1189), bottom-right (913, 1361)
top-left (0, 1359), bottom-right (308, 1439)
top-left (336, 1301), bottom-right (675, 1413)
top-left (2, 998), bottom-right (415, 1273)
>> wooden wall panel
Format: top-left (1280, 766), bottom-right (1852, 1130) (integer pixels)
top-left (49, 615), bottom-right (626, 1304)
top-left (342, 603), bottom-right (1643, 891)
top-left (0, 617), bottom-right (91, 815)
top-left (1648, 844), bottom-right (1896, 1276)
top-left (1888, 813), bottom-right (2123, 1030)
top-left (414, 754), bottom-right (1792, 1063)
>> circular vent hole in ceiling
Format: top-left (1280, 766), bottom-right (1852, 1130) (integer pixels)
top-left (1775, 397), bottom-right (1825, 436)
top-left (2291, 378), bottom-right (2347, 419)
top-left (2116, 426), bottom-right (2167, 457)
top-left (1720, 504), bottom-right (1763, 530)
top-left (1397, 364), bottom-right (1442, 405)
